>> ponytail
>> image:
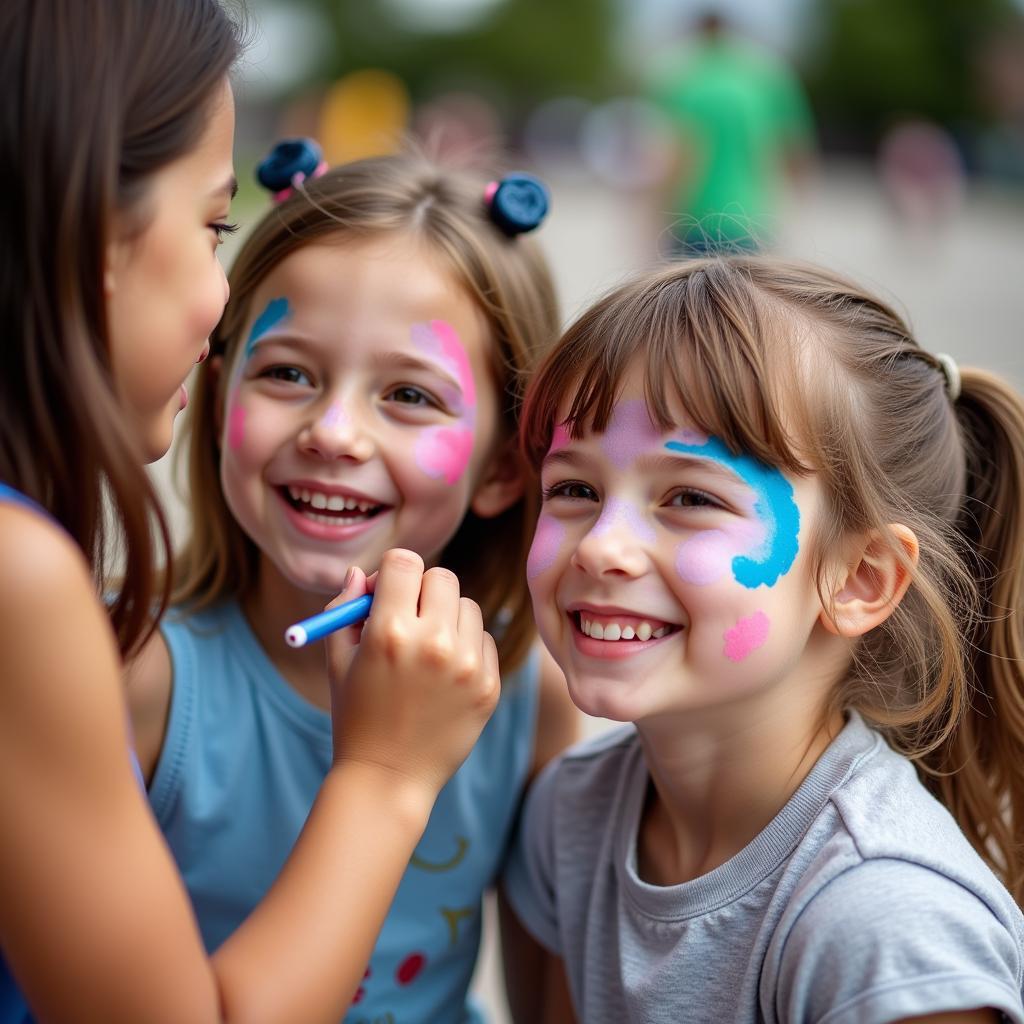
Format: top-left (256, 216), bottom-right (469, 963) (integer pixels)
top-left (922, 368), bottom-right (1024, 902)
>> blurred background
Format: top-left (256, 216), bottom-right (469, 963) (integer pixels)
top-left (154, 1), bottom-right (1024, 1019)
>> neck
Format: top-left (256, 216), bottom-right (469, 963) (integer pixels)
top-left (241, 562), bottom-right (343, 711)
top-left (635, 669), bottom-right (845, 886)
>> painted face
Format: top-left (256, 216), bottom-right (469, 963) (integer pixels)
top-left (528, 364), bottom-right (829, 723)
top-left (219, 234), bottom-right (505, 597)
top-left (106, 80), bottom-right (235, 462)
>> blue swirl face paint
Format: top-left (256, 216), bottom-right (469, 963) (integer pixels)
top-left (665, 436), bottom-right (800, 588)
top-left (245, 296), bottom-right (290, 359)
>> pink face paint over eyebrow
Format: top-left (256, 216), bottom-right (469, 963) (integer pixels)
top-left (600, 400), bottom-right (664, 469)
top-left (528, 512), bottom-right (566, 580)
top-left (723, 610), bottom-right (770, 662)
top-left (549, 422), bottom-right (571, 453)
top-left (410, 320), bottom-right (478, 486)
top-left (590, 496), bottom-right (656, 543)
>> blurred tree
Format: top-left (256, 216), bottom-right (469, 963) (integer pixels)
top-left (293, 0), bottom-right (619, 122)
top-left (805, 0), bottom-right (1018, 153)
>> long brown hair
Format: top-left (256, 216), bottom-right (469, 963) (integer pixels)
top-left (0, 0), bottom-right (242, 656)
top-left (522, 256), bottom-right (1024, 901)
top-left (173, 153), bottom-right (560, 669)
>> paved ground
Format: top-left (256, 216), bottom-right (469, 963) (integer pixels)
top-left (148, 161), bottom-right (1024, 1022)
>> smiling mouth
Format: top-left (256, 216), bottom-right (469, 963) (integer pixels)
top-left (281, 486), bottom-right (388, 526)
top-left (572, 612), bottom-right (682, 643)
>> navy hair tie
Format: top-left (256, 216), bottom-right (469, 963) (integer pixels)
top-left (484, 173), bottom-right (550, 236)
top-left (255, 138), bottom-right (327, 203)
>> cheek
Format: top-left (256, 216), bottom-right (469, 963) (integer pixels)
top-left (723, 610), bottom-right (771, 662)
top-left (675, 520), bottom-right (766, 586)
top-left (527, 513), bottom-right (566, 580)
top-left (413, 425), bottom-right (475, 485)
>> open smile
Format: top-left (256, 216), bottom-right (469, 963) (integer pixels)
top-left (567, 607), bottom-right (684, 660)
top-left (276, 484), bottom-right (392, 540)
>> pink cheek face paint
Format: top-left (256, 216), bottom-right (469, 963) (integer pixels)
top-left (227, 390), bottom-right (246, 451)
top-left (410, 320), bottom-right (478, 486)
top-left (527, 512), bottom-right (566, 580)
top-left (723, 610), bottom-right (770, 662)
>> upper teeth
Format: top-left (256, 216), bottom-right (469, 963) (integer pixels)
top-left (288, 487), bottom-right (375, 512)
top-left (580, 618), bottom-right (670, 641)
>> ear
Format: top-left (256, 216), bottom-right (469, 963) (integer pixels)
top-left (820, 525), bottom-right (919, 638)
top-left (470, 436), bottom-right (525, 519)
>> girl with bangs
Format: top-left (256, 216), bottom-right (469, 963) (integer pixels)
top-left (126, 147), bottom-right (579, 1022)
top-left (502, 257), bottom-right (1024, 1024)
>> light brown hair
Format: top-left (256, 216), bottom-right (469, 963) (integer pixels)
top-left (174, 153), bottom-right (559, 669)
top-left (0, 0), bottom-right (242, 656)
top-left (522, 256), bottom-right (1024, 901)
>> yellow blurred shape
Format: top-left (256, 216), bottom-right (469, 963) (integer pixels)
top-left (319, 70), bottom-right (410, 163)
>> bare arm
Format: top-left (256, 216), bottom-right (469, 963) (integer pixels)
top-left (498, 889), bottom-right (576, 1024)
top-left (124, 627), bottom-right (173, 783)
top-left (0, 519), bottom-right (495, 1024)
top-left (897, 1013), bottom-right (1001, 1023)
top-left (528, 643), bottom-right (579, 780)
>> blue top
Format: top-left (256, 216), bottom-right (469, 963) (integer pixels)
top-left (150, 600), bottom-right (540, 1024)
top-left (0, 485), bottom-right (44, 1023)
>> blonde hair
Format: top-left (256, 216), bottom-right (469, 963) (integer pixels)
top-left (522, 256), bottom-right (1024, 901)
top-left (174, 152), bottom-right (559, 670)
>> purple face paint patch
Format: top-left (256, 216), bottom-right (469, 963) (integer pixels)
top-left (723, 611), bottom-right (770, 662)
top-left (528, 513), bottom-right (566, 579)
top-left (675, 519), bottom-right (765, 586)
top-left (590, 496), bottom-right (656, 543)
top-left (410, 320), bottom-right (477, 412)
top-left (414, 426), bottom-right (474, 486)
top-left (600, 400), bottom-right (664, 469)
top-left (320, 401), bottom-right (348, 431)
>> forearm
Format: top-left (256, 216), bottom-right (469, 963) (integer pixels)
top-left (214, 763), bottom-right (435, 1023)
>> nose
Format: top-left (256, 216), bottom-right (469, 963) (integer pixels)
top-left (569, 497), bottom-right (652, 579)
top-left (299, 398), bottom-right (375, 462)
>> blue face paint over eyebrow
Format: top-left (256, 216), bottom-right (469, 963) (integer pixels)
top-left (245, 296), bottom-right (290, 359)
top-left (665, 436), bottom-right (800, 587)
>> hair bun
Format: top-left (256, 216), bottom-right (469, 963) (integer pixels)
top-left (255, 138), bottom-right (326, 200)
top-left (485, 173), bottom-right (550, 236)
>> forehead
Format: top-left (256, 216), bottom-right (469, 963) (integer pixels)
top-left (244, 236), bottom-right (490, 358)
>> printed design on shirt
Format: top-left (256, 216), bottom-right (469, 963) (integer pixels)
top-left (396, 952), bottom-right (427, 986)
top-left (441, 906), bottom-right (475, 947)
top-left (410, 834), bottom-right (469, 872)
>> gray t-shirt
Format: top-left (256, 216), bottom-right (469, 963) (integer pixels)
top-left (505, 712), bottom-right (1024, 1023)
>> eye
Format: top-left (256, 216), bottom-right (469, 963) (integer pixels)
top-left (262, 365), bottom-right (312, 387)
top-left (385, 385), bottom-right (438, 408)
top-left (542, 480), bottom-right (598, 502)
top-left (209, 221), bottom-right (238, 245)
top-left (667, 487), bottom-right (720, 509)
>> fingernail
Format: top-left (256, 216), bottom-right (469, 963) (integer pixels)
top-left (342, 566), bottom-right (354, 589)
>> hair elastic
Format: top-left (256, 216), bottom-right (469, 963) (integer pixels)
top-left (484, 173), bottom-right (550, 236)
top-left (935, 352), bottom-right (961, 401)
top-left (256, 138), bottom-right (328, 204)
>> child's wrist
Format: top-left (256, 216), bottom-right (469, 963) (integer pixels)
top-left (326, 757), bottom-right (439, 831)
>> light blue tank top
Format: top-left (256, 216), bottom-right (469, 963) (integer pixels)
top-left (150, 599), bottom-right (540, 1024)
top-left (0, 486), bottom-right (46, 1023)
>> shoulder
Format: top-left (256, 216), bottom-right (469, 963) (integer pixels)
top-left (774, 858), bottom-right (1024, 1023)
top-left (0, 503), bottom-right (112, 680)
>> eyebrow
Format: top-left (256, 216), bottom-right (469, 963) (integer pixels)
top-left (244, 336), bottom-right (464, 392)
top-left (211, 175), bottom-right (239, 201)
top-left (540, 446), bottom-right (746, 487)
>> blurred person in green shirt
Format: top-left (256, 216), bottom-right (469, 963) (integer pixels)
top-left (648, 10), bottom-right (816, 255)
